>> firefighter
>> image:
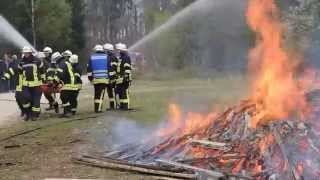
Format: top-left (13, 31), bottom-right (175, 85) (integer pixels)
top-left (2, 54), bottom-right (25, 117)
top-left (115, 43), bottom-right (132, 110)
top-left (43, 47), bottom-right (59, 112)
top-left (103, 43), bottom-right (118, 110)
top-left (20, 46), bottom-right (45, 121)
top-left (87, 45), bottom-right (109, 113)
top-left (69, 54), bottom-right (82, 115)
top-left (52, 52), bottom-right (78, 118)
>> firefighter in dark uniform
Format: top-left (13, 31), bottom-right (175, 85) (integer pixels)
top-left (103, 43), bottom-right (118, 110)
top-left (52, 52), bottom-right (78, 117)
top-left (2, 55), bottom-right (25, 117)
top-left (69, 54), bottom-right (82, 115)
top-left (87, 45), bottom-right (109, 113)
top-left (115, 43), bottom-right (132, 110)
top-left (43, 47), bottom-right (59, 112)
top-left (20, 46), bottom-right (45, 121)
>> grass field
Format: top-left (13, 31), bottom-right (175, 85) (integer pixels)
top-left (0, 75), bottom-right (247, 179)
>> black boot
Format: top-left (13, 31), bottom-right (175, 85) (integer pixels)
top-left (31, 113), bottom-right (39, 121)
top-left (94, 103), bottom-right (102, 113)
top-left (107, 102), bottom-right (116, 111)
top-left (54, 102), bottom-right (59, 113)
top-left (60, 107), bottom-right (72, 118)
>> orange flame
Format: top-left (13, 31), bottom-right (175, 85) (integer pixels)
top-left (157, 104), bottom-right (218, 138)
top-left (246, 0), bottom-right (313, 128)
top-left (296, 161), bottom-right (304, 176)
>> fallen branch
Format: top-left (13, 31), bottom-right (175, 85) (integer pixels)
top-left (72, 156), bottom-right (196, 179)
top-left (189, 139), bottom-right (231, 151)
top-left (156, 159), bottom-right (225, 178)
top-left (156, 159), bottom-right (253, 179)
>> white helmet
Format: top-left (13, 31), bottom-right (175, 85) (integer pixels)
top-left (103, 43), bottom-right (114, 51)
top-left (22, 46), bottom-right (33, 53)
top-left (51, 52), bottom-right (62, 64)
top-left (43, 47), bottom-right (53, 54)
top-left (93, 45), bottom-right (104, 52)
top-left (115, 43), bottom-right (127, 51)
top-left (62, 50), bottom-right (72, 57)
top-left (36, 52), bottom-right (46, 59)
top-left (69, 54), bottom-right (79, 64)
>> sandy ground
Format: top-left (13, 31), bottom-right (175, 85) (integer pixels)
top-left (0, 92), bottom-right (21, 126)
top-left (0, 77), bottom-right (90, 127)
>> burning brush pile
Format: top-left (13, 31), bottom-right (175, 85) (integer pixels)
top-left (73, 0), bottom-right (320, 179)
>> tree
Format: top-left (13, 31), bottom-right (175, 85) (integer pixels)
top-left (67, 0), bottom-right (86, 53)
top-left (36, 0), bottom-right (72, 50)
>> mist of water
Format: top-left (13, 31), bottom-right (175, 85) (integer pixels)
top-left (129, 0), bottom-right (219, 51)
top-left (0, 15), bottom-right (34, 50)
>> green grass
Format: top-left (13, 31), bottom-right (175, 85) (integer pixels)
top-left (0, 75), bottom-right (248, 179)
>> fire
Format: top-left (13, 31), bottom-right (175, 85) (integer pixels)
top-left (156, 104), bottom-right (218, 138)
top-left (296, 161), bottom-right (304, 176)
top-left (258, 133), bottom-right (274, 154)
top-left (246, 0), bottom-right (313, 128)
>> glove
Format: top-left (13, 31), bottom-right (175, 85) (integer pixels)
top-left (47, 81), bottom-right (54, 87)
top-left (123, 74), bottom-right (130, 82)
top-left (88, 76), bottom-right (93, 82)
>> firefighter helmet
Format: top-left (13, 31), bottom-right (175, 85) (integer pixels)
top-left (103, 43), bottom-right (114, 51)
top-left (93, 45), bottom-right (104, 52)
top-left (22, 46), bottom-right (33, 53)
top-left (43, 46), bottom-right (53, 54)
top-left (36, 52), bottom-right (46, 59)
top-left (69, 54), bottom-right (78, 64)
top-left (115, 43), bottom-right (127, 51)
top-left (62, 50), bottom-right (72, 57)
top-left (51, 52), bottom-right (62, 64)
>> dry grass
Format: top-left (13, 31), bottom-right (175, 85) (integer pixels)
top-left (0, 75), bottom-right (248, 179)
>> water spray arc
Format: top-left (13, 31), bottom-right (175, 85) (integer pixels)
top-left (0, 15), bottom-right (34, 50)
top-left (129, 0), bottom-right (219, 51)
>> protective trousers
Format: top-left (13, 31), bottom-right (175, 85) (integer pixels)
top-left (44, 92), bottom-right (55, 105)
top-left (15, 91), bottom-right (25, 115)
top-left (71, 90), bottom-right (80, 114)
top-left (94, 83), bottom-right (107, 113)
top-left (21, 86), bottom-right (42, 118)
top-left (106, 84), bottom-right (116, 109)
top-left (60, 90), bottom-right (78, 115)
top-left (116, 82), bottom-right (130, 110)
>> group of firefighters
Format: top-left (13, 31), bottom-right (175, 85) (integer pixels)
top-left (2, 42), bottom-right (132, 121)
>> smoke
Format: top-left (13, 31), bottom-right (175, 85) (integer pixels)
top-left (0, 15), bottom-right (34, 50)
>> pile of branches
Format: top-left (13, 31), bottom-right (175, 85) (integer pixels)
top-left (73, 91), bottom-right (320, 180)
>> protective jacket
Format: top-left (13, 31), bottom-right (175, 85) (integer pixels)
top-left (3, 59), bottom-right (23, 91)
top-left (57, 58), bottom-right (77, 91)
top-left (116, 52), bottom-right (132, 84)
top-left (19, 55), bottom-right (45, 87)
top-left (87, 52), bottom-right (109, 84)
top-left (107, 52), bottom-right (118, 83)
top-left (46, 63), bottom-right (58, 82)
top-left (73, 63), bottom-right (83, 90)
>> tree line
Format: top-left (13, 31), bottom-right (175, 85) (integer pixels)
top-left (0, 0), bottom-right (319, 72)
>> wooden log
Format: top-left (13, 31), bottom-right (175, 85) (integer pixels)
top-left (189, 139), bottom-right (231, 151)
top-left (82, 154), bottom-right (183, 173)
top-left (72, 156), bottom-right (196, 179)
top-left (156, 159), bottom-right (254, 180)
top-left (156, 159), bottom-right (225, 178)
